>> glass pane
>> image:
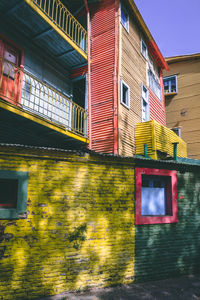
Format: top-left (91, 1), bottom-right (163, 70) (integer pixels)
top-left (142, 187), bottom-right (166, 215)
top-left (122, 84), bottom-right (128, 104)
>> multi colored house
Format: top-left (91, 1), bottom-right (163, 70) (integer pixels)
top-left (163, 53), bottom-right (200, 159)
top-left (0, 1), bottom-right (199, 299)
top-left (0, 0), bottom-right (186, 158)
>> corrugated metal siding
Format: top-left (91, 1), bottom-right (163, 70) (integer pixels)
top-left (135, 121), bottom-right (155, 158)
top-left (164, 59), bottom-right (200, 159)
top-left (135, 171), bottom-right (200, 282)
top-left (135, 120), bottom-right (187, 159)
top-left (155, 121), bottom-right (187, 158)
top-left (119, 8), bottom-right (147, 157)
top-left (149, 89), bottom-right (166, 126)
top-left (90, 0), bottom-right (117, 153)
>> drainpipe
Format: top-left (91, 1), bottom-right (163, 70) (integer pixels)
top-left (144, 144), bottom-right (148, 158)
top-left (113, 0), bottom-right (119, 155)
top-left (84, 0), bottom-right (92, 149)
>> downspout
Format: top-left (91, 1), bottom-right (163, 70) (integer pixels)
top-left (114, 0), bottom-right (119, 155)
top-left (84, 0), bottom-right (92, 149)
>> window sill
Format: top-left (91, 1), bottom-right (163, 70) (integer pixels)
top-left (121, 22), bottom-right (129, 33)
top-left (164, 92), bottom-right (177, 96)
top-left (121, 101), bottom-right (130, 110)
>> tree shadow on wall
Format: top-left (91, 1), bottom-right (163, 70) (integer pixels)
top-left (0, 153), bottom-right (135, 299)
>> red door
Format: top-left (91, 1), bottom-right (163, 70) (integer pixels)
top-left (0, 40), bottom-right (22, 105)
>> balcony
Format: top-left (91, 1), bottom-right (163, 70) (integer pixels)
top-left (0, 58), bottom-right (88, 144)
top-left (135, 120), bottom-right (187, 160)
top-left (0, 0), bottom-right (88, 69)
top-left (24, 0), bottom-right (87, 59)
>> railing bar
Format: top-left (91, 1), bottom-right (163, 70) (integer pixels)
top-left (51, 0), bottom-right (55, 20)
top-left (44, 0), bottom-right (47, 12)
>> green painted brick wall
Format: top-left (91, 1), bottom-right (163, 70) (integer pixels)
top-left (0, 148), bottom-right (135, 300)
top-left (135, 171), bottom-right (200, 282)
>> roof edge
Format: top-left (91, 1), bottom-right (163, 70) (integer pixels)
top-left (165, 53), bottom-right (200, 64)
top-left (127, 0), bottom-right (169, 71)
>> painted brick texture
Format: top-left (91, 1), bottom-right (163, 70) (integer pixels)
top-left (135, 171), bottom-right (200, 282)
top-left (0, 149), bottom-right (135, 299)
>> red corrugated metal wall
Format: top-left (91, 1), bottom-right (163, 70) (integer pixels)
top-left (90, 0), bottom-right (118, 153)
top-left (149, 89), bottom-right (166, 126)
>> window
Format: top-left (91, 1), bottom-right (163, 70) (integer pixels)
top-left (0, 171), bottom-right (28, 219)
top-left (121, 4), bottom-right (129, 31)
top-left (120, 80), bottom-right (130, 108)
top-left (141, 39), bottom-right (147, 59)
top-left (172, 127), bottom-right (181, 138)
top-left (163, 75), bottom-right (177, 95)
top-left (148, 69), bottom-right (162, 101)
top-left (141, 84), bottom-right (149, 122)
top-left (135, 168), bottom-right (178, 225)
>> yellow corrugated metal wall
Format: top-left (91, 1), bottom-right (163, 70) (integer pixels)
top-left (136, 120), bottom-right (187, 159)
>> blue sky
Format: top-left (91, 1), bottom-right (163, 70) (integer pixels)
top-left (134, 0), bottom-right (200, 57)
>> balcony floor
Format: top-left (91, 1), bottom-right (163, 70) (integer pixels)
top-left (0, 99), bottom-right (88, 149)
top-left (0, 0), bottom-right (87, 69)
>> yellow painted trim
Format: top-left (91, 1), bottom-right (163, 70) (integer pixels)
top-left (24, 0), bottom-right (88, 61)
top-left (0, 100), bottom-right (89, 144)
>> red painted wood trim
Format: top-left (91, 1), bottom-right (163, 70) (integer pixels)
top-left (135, 167), bottom-right (178, 225)
top-left (147, 40), bottom-right (169, 71)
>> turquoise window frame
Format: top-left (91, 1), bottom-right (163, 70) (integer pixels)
top-left (0, 170), bottom-right (28, 219)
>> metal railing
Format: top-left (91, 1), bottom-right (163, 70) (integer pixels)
top-left (0, 58), bottom-right (88, 137)
top-left (27, 0), bottom-right (87, 54)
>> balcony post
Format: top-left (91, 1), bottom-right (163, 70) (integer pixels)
top-left (84, 0), bottom-right (92, 149)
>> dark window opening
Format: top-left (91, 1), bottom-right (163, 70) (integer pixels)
top-left (73, 77), bottom-right (86, 108)
top-left (0, 178), bottom-right (18, 209)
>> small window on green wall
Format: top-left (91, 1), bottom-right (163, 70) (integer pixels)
top-left (0, 171), bottom-right (28, 219)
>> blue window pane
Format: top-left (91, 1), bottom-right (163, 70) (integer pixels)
top-left (142, 187), bottom-right (166, 215)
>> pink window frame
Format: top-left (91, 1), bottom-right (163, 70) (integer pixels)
top-left (135, 167), bottom-right (178, 225)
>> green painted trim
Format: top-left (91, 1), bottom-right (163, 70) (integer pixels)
top-left (0, 171), bottom-right (28, 219)
top-left (177, 157), bottom-right (200, 166)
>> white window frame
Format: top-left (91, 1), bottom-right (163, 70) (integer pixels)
top-left (120, 3), bottom-right (129, 32)
top-left (163, 75), bottom-right (178, 95)
top-left (141, 175), bottom-right (167, 216)
top-left (148, 69), bottom-right (162, 101)
top-left (141, 39), bottom-right (147, 59)
top-left (172, 127), bottom-right (181, 138)
top-left (141, 84), bottom-right (149, 122)
top-left (120, 80), bottom-right (130, 109)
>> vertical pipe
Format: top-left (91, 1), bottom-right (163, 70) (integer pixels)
top-left (113, 0), bottom-right (119, 155)
top-left (84, 0), bottom-right (92, 148)
top-left (173, 142), bottom-right (178, 161)
top-left (144, 144), bottom-right (148, 158)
